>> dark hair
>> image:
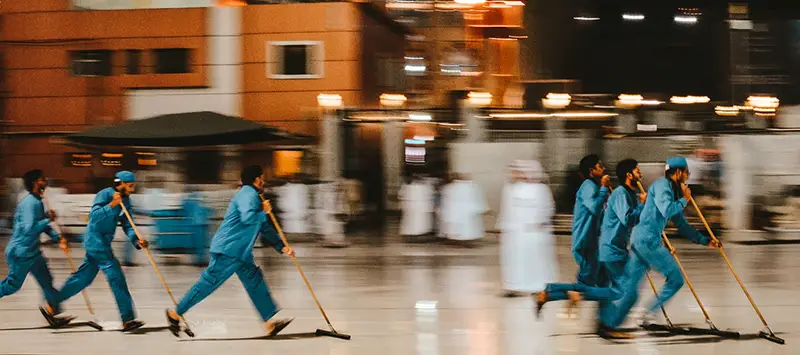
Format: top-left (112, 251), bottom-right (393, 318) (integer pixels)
top-left (241, 165), bottom-right (264, 186)
top-left (579, 154), bottom-right (601, 178)
top-left (664, 167), bottom-right (686, 178)
top-left (23, 169), bottom-right (44, 192)
top-left (616, 159), bottom-right (638, 183)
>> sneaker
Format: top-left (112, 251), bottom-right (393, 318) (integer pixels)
top-left (638, 313), bottom-right (654, 328)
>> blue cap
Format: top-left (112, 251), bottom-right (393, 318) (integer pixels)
top-left (114, 171), bottom-right (136, 183)
top-left (665, 156), bottom-right (688, 170)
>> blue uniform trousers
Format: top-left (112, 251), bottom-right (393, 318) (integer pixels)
top-left (607, 242), bottom-right (684, 328)
top-left (56, 250), bottom-right (136, 322)
top-left (176, 253), bottom-right (279, 321)
top-left (597, 259), bottom-right (627, 326)
top-left (0, 254), bottom-right (61, 313)
top-left (574, 250), bottom-right (605, 287)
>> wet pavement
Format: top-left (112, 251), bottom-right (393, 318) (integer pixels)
top-left (0, 234), bottom-right (797, 354)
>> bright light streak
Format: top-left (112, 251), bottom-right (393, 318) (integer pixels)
top-left (504, 0), bottom-right (525, 6)
top-left (380, 93), bottom-right (407, 107)
top-left (404, 65), bottom-right (426, 73)
top-left (574, 16), bottom-right (600, 21)
top-left (674, 15), bottom-right (698, 24)
top-left (408, 113), bottom-right (433, 121)
top-left (746, 95), bottom-right (779, 109)
top-left (413, 136), bottom-right (435, 141)
top-left (468, 91), bottom-right (493, 107)
top-left (316, 93), bottom-right (342, 108)
top-left (542, 93), bottom-right (571, 109)
top-left (622, 13), bottom-right (645, 21)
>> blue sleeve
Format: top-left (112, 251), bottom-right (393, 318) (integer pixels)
top-left (237, 192), bottom-right (267, 226)
top-left (19, 200), bottom-right (52, 239)
top-left (611, 193), bottom-right (641, 228)
top-left (653, 182), bottom-right (688, 221)
top-left (580, 183), bottom-right (610, 216)
top-left (45, 226), bottom-right (61, 243)
top-left (259, 218), bottom-right (285, 254)
top-left (120, 199), bottom-right (141, 249)
top-left (670, 213), bottom-right (710, 245)
top-left (89, 190), bottom-right (116, 223)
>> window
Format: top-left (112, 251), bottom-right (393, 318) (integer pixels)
top-left (69, 50), bottom-right (113, 76)
top-left (125, 49), bottom-right (142, 75)
top-left (267, 41), bottom-right (324, 79)
top-left (153, 48), bottom-right (191, 74)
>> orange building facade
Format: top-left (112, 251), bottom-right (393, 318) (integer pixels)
top-left (0, 1), bottom-right (408, 192)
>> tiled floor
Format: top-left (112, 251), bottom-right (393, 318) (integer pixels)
top-left (0, 235), bottom-right (796, 354)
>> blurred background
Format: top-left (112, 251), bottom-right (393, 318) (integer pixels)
top-left (2, 0), bottom-right (800, 259)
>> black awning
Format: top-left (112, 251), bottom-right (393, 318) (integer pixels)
top-left (67, 111), bottom-right (311, 147)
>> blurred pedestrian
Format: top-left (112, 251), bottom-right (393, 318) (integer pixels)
top-left (496, 160), bottom-right (557, 297)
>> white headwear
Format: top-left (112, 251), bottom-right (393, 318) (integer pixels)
top-left (514, 160), bottom-right (547, 182)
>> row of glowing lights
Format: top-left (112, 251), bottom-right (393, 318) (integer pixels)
top-left (575, 14), bottom-right (699, 23)
top-left (386, 0), bottom-right (524, 10)
top-left (317, 92), bottom-right (493, 108)
top-left (545, 93), bottom-right (780, 117)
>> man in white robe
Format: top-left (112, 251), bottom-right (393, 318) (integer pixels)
top-left (497, 161), bottom-right (558, 297)
top-left (399, 176), bottom-right (434, 237)
top-left (441, 173), bottom-right (488, 245)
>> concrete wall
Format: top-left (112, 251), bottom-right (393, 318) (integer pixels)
top-left (449, 142), bottom-right (542, 227)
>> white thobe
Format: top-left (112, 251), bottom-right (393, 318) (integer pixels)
top-left (399, 182), bottom-right (434, 236)
top-left (278, 183), bottom-right (309, 234)
top-left (496, 182), bottom-right (558, 293)
top-left (441, 180), bottom-right (488, 241)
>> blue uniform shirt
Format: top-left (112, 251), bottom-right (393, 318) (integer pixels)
top-left (6, 193), bottom-right (60, 258)
top-left (599, 186), bottom-right (643, 262)
top-left (572, 179), bottom-right (610, 254)
top-left (631, 177), bottom-right (710, 248)
top-left (83, 187), bottom-right (140, 253)
top-left (209, 185), bottom-right (284, 262)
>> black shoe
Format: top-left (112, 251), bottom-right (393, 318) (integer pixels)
top-left (267, 318), bottom-right (294, 337)
top-left (597, 323), bottom-right (635, 340)
top-left (122, 320), bottom-right (145, 332)
top-left (39, 306), bottom-right (73, 328)
top-left (165, 310), bottom-right (181, 337)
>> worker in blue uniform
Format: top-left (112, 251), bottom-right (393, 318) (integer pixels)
top-left (595, 158), bottom-right (645, 337)
top-left (45, 171), bottom-right (149, 332)
top-left (0, 169), bottom-right (72, 327)
top-left (534, 155), bottom-right (609, 318)
top-left (606, 157), bottom-right (720, 329)
top-left (534, 159), bottom-right (644, 339)
top-left (166, 165), bottom-right (295, 338)
top-left (571, 154), bottom-right (611, 288)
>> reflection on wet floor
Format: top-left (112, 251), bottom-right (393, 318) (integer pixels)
top-left (0, 236), bottom-right (797, 354)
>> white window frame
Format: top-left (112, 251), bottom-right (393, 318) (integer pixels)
top-left (266, 40), bottom-right (325, 79)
